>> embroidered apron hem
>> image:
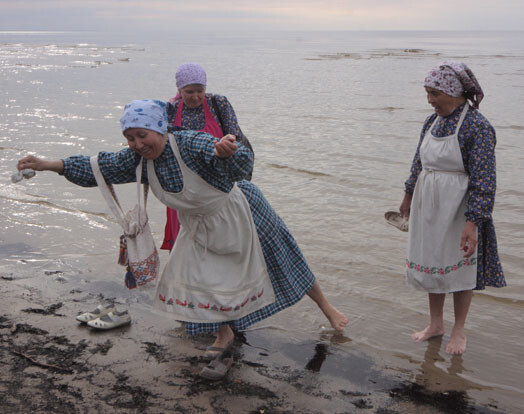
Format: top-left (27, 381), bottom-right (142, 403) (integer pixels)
top-left (153, 293), bottom-right (276, 323)
top-left (406, 257), bottom-right (477, 276)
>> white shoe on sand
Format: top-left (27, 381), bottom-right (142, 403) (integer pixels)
top-left (76, 303), bottom-right (115, 323)
top-left (87, 310), bottom-right (131, 330)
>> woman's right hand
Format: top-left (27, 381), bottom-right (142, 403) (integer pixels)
top-left (399, 192), bottom-right (413, 220)
top-left (18, 155), bottom-right (64, 173)
top-left (214, 134), bottom-right (238, 159)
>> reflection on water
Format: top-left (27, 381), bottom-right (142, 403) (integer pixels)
top-left (305, 343), bottom-right (329, 372)
top-left (415, 337), bottom-right (483, 393)
top-left (386, 337), bottom-right (501, 414)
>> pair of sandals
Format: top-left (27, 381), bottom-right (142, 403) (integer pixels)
top-left (76, 303), bottom-right (131, 330)
top-left (199, 339), bottom-right (234, 381)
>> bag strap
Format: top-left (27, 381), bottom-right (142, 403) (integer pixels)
top-left (134, 156), bottom-right (150, 223)
top-left (89, 156), bottom-right (148, 230)
top-left (90, 155), bottom-right (125, 226)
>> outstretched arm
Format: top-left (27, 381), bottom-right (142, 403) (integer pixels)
top-left (18, 155), bottom-right (64, 174)
top-left (18, 149), bottom-right (142, 188)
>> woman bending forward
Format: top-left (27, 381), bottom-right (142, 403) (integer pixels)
top-left (18, 99), bottom-right (348, 357)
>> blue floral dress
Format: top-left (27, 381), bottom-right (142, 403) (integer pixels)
top-left (61, 130), bottom-right (315, 334)
top-left (405, 103), bottom-right (505, 289)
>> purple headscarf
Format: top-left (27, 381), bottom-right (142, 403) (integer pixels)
top-left (424, 61), bottom-right (484, 109)
top-left (175, 63), bottom-right (207, 90)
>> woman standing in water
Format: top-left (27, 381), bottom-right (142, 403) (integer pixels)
top-left (400, 61), bottom-right (505, 355)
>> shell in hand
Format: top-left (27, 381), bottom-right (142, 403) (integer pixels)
top-left (21, 169), bottom-right (36, 179)
top-left (11, 168), bottom-right (36, 183)
top-left (11, 171), bottom-right (23, 183)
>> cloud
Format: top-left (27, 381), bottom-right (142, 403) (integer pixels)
top-left (0, 0), bottom-right (523, 31)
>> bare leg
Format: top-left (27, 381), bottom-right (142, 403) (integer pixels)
top-left (446, 290), bottom-right (473, 355)
top-left (412, 293), bottom-right (446, 342)
top-left (307, 280), bottom-right (348, 331)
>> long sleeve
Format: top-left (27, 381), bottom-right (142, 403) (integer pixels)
top-left (61, 129), bottom-right (253, 193)
top-left (176, 130), bottom-right (254, 185)
top-left (404, 114), bottom-right (436, 194)
top-left (62, 148), bottom-right (142, 187)
top-left (462, 116), bottom-right (497, 224)
top-left (213, 95), bottom-right (249, 145)
top-left (212, 95), bottom-right (254, 181)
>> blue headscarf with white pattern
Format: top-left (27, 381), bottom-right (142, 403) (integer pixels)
top-left (120, 99), bottom-right (168, 135)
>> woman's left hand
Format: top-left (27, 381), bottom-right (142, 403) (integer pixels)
top-left (214, 134), bottom-right (238, 159)
top-left (460, 221), bottom-right (478, 258)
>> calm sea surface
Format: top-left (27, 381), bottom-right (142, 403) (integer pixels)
top-left (1, 31), bottom-right (523, 411)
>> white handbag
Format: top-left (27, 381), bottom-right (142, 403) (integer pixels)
top-left (90, 156), bottom-right (159, 289)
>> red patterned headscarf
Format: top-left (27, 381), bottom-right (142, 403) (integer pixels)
top-left (424, 61), bottom-right (484, 109)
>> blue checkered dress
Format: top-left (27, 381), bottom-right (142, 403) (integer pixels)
top-left (62, 130), bottom-right (315, 335)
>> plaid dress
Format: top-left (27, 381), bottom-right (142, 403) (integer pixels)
top-left (62, 130), bottom-right (315, 335)
top-left (405, 103), bottom-right (505, 290)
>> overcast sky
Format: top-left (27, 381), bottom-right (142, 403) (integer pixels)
top-left (1, 0), bottom-right (523, 32)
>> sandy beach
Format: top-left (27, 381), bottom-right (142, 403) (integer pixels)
top-left (0, 273), bottom-right (508, 414)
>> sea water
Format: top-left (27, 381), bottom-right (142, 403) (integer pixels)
top-left (1, 30), bottom-right (523, 411)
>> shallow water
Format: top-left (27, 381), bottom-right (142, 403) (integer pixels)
top-left (1, 30), bottom-right (523, 412)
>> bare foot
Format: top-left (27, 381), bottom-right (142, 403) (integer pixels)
top-left (207, 325), bottom-right (234, 357)
top-left (214, 325), bottom-right (234, 346)
top-left (322, 304), bottom-right (348, 331)
top-left (411, 325), bottom-right (445, 342)
top-left (446, 327), bottom-right (467, 355)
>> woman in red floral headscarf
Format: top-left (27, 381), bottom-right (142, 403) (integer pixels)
top-left (399, 61), bottom-right (505, 355)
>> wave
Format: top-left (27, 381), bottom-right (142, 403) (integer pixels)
top-left (307, 48), bottom-right (442, 61)
top-left (0, 193), bottom-right (113, 223)
top-left (266, 162), bottom-right (331, 178)
top-left (496, 125), bottom-right (524, 130)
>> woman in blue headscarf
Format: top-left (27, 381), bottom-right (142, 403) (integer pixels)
top-left (17, 99), bottom-right (348, 374)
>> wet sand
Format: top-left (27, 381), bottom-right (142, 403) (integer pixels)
top-left (0, 274), bottom-right (509, 414)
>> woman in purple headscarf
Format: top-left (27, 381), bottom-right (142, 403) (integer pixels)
top-left (161, 63), bottom-right (254, 252)
top-left (399, 61), bottom-right (505, 355)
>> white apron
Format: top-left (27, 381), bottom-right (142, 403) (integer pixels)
top-left (406, 103), bottom-right (477, 293)
top-left (150, 135), bottom-right (275, 323)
